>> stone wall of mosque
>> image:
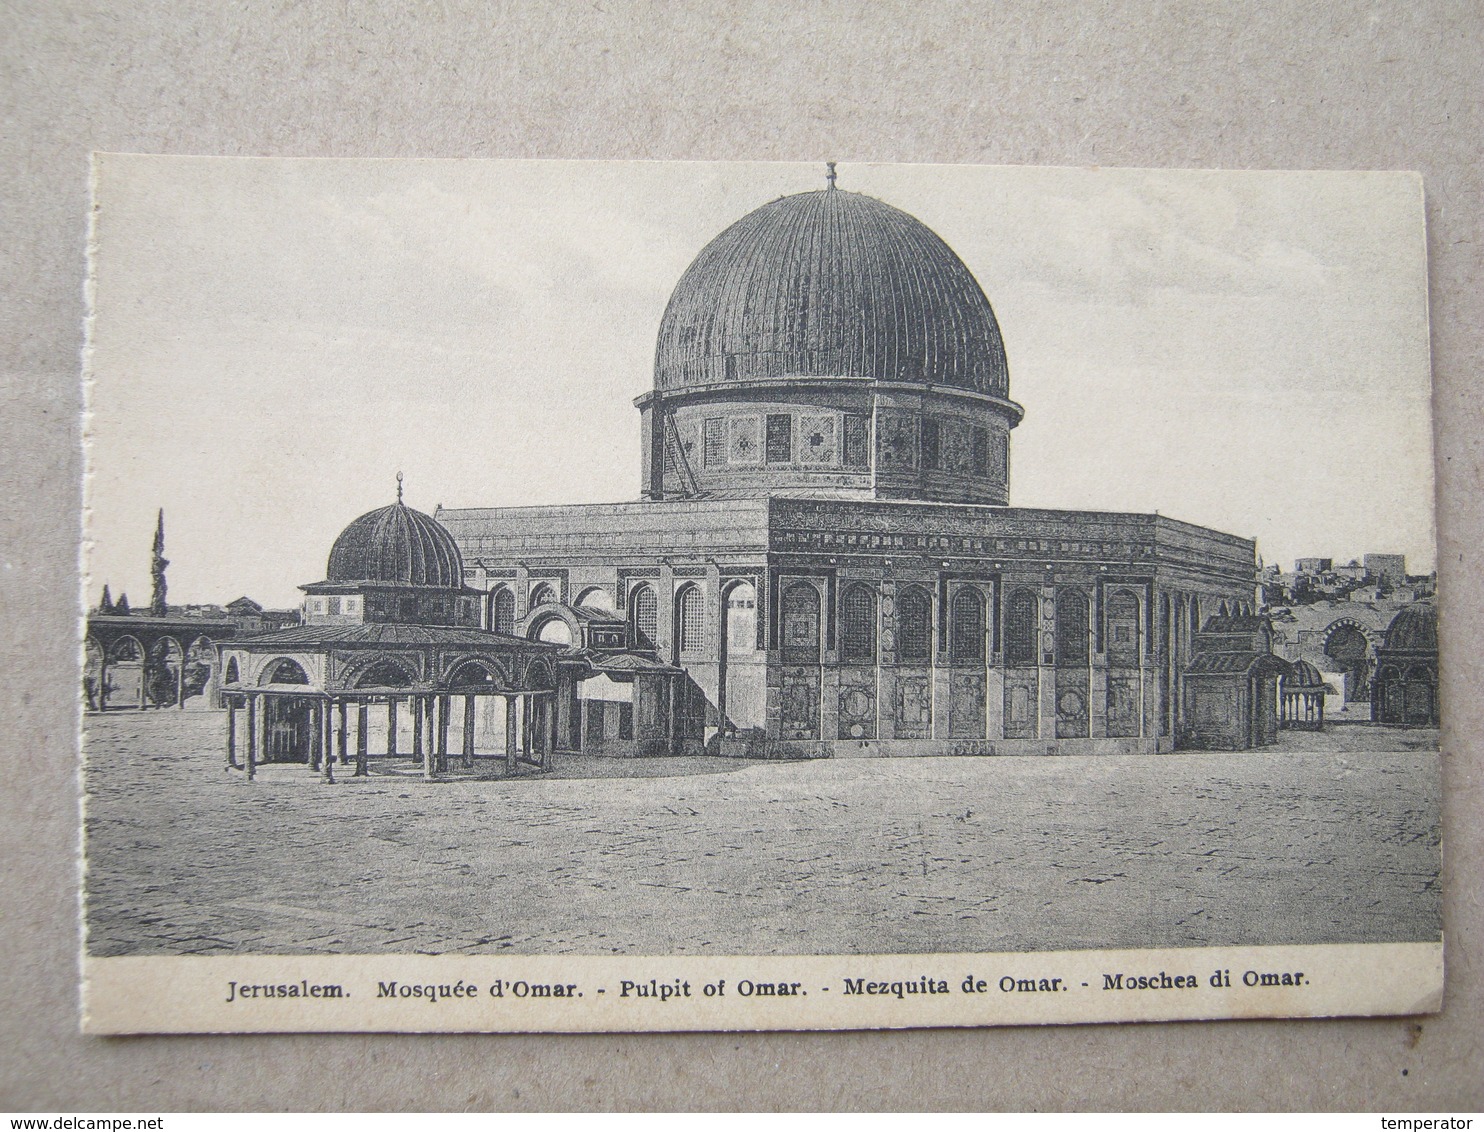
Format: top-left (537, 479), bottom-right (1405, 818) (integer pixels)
top-left (440, 496), bottom-right (1257, 756)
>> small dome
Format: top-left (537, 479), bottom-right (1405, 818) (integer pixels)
top-left (1383, 602), bottom-right (1437, 651)
top-left (1287, 659), bottom-right (1328, 689)
top-left (654, 188), bottom-right (1010, 397)
top-left (327, 499), bottom-right (463, 588)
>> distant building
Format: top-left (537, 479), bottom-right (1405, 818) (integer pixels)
top-left (1295, 558), bottom-right (1332, 574)
top-left (1364, 554), bottom-right (1407, 587)
top-left (224, 596), bottom-right (300, 634)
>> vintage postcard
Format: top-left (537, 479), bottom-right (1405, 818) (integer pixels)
top-left (79, 157), bottom-right (1441, 1033)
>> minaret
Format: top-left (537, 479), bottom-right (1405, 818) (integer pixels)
top-left (149, 509), bottom-right (169, 616)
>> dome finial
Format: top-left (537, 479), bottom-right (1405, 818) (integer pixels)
top-left (396, 470), bottom-right (404, 503)
top-left (826, 161), bottom-right (837, 190)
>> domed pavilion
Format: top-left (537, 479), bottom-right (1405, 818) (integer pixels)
top-left (438, 170), bottom-right (1276, 755)
top-left (1372, 601), bottom-right (1439, 726)
top-left (218, 480), bottom-right (681, 779)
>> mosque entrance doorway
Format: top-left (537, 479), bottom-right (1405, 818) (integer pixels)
top-left (719, 580), bottom-right (765, 733)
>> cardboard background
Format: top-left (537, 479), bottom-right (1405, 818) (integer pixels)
top-left (1, 0), bottom-right (1479, 1110)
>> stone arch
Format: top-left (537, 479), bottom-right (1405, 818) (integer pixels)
top-left (523, 657), bottom-right (556, 690)
top-left (575, 586), bottom-right (614, 611)
top-left (529, 582), bottom-right (558, 608)
top-left (528, 609), bottom-right (574, 646)
top-left (143, 636), bottom-right (187, 707)
top-left (444, 657), bottom-right (508, 691)
top-left (224, 656), bottom-right (241, 685)
top-left (83, 635), bottom-right (105, 710)
top-left (84, 635), bottom-right (105, 677)
top-left (261, 657), bottom-right (311, 686)
top-left (350, 656), bottom-right (416, 689)
top-left (180, 635), bottom-right (216, 705)
top-left (150, 635), bottom-right (185, 662)
top-left (106, 634), bottom-right (144, 664)
top-left (1323, 619), bottom-right (1373, 703)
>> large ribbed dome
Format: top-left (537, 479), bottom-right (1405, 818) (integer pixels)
top-left (654, 188), bottom-right (1009, 396)
top-left (327, 500), bottom-right (463, 587)
top-left (1383, 602), bottom-right (1437, 651)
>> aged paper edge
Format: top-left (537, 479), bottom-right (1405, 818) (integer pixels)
top-left (81, 941), bottom-right (1442, 1034)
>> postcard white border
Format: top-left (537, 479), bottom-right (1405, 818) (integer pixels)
top-left (82, 941), bottom-right (1442, 1034)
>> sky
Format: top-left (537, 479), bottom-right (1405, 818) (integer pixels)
top-left (84, 158), bottom-right (1435, 610)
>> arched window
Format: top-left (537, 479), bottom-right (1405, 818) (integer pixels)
top-left (529, 583), bottom-right (557, 608)
top-left (629, 584), bottom-right (658, 648)
top-left (264, 658), bottom-right (310, 685)
top-left (950, 587), bottom-right (985, 662)
top-left (676, 585), bottom-right (705, 654)
top-left (782, 581), bottom-right (821, 663)
top-left (839, 583), bottom-right (877, 664)
top-left (1005, 589), bottom-right (1038, 665)
top-left (897, 586), bottom-right (932, 664)
top-left (1107, 590), bottom-right (1141, 665)
top-left (490, 587), bottom-right (516, 635)
top-left (224, 657), bottom-right (241, 684)
top-left (1055, 590), bottom-right (1090, 667)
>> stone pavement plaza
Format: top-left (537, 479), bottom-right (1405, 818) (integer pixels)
top-left (82, 712), bottom-right (1442, 957)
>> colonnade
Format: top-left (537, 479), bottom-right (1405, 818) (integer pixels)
top-left (1279, 686), bottom-right (1325, 730)
top-left (225, 690), bottom-right (555, 782)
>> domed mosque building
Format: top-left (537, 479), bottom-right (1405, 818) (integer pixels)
top-left (436, 171), bottom-right (1277, 757)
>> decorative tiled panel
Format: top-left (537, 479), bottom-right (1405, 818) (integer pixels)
top-left (1056, 668), bottom-right (1090, 739)
top-left (798, 414), bottom-right (838, 464)
top-left (780, 666), bottom-right (821, 739)
top-left (1106, 674), bottom-right (1141, 738)
top-left (728, 415), bottom-right (762, 465)
top-left (877, 410), bottom-right (919, 469)
top-left (836, 677), bottom-right (876, 740)
top-left (893, 672), bottom-right (932, 738)
top-left (949, 670), bottom-right (987, 738)
top-left (1003, 671), bottom-right (1038, 739)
